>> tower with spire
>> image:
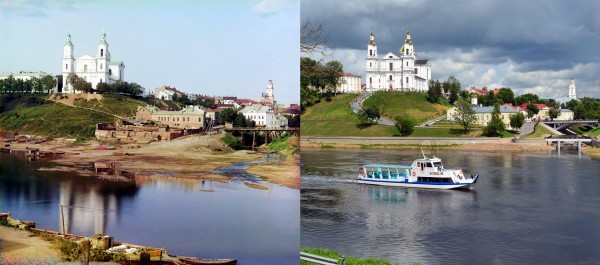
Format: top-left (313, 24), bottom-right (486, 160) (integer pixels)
top-left (60, 32), bottom-right (125, 93)
top-left (365, 30), bottom-right (431, 92)
top-left (569, 78), bottom-right (576, 100)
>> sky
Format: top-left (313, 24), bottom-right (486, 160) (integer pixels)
top-left (0, 0), bottom-right (299, 104)
top-left (302, 0), bottom-right (600, 100)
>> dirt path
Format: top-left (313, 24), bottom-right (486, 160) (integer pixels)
top-left (0, 226), bottom-right (63, 265)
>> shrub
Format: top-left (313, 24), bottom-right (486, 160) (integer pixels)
top-left (58, 239), bottom-right (81, 261)
top-left (221, 132), bottom-right (243, 150)
top-left (395, 118), bottom-right (415, 136)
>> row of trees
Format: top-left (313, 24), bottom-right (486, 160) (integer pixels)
top-left (218, 108), bottom-right (256, 127)
top-left (170, 93), bottom-right (217, 109)
top-left (0, 75), bottom-right (57, 94)
top-left (427, 76), bottom-right (461, 104)
top-left (66, 73), bottom-right (143, 96)
top-left (300, 57), bottom-right (343, 110)
top-left (453, 100), bottom-right (526, 136)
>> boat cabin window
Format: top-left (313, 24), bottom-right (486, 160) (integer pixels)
top-left (425, 163), bottom-right (433, 167)
top-left (433, 162), bottom-right (443, 168)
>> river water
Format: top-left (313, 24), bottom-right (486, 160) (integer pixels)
top-left (0, 153), bottom-right (299, 265)
top-left (301, 149), bottom-right (600, 264)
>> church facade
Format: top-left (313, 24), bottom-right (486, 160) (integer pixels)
top-left (365, 31), bottom-right (431, 92)
top-left (62, 32), bottom-right (125, 93)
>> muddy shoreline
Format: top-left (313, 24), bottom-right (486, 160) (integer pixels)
top-left (4, 134), bottom-right (299, 189)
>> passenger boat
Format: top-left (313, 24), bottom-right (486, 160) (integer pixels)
top-left (357, 153), bottom-right (478, 189)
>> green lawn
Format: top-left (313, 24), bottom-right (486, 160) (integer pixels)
top-left (525, 124), bottom-right (555, 138)
top-left (301, 247), bottom-right (418, 265)
top-left (587, 127), bottom-right (600, 136)
top-left (364, 91), bottom-right (451, 124)
top-left (301, 93), bottom-right (360, 121)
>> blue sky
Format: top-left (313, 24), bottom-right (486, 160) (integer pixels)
top-left (302, 0), bottom-right (600, 99)
top-left (0, 0), bottom-right (299, 104)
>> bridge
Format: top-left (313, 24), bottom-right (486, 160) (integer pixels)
top-left (224, 127), bottom-right (299, 149)
top-left (545, 135), bottom-right (592, 154)
top-left (542, 120), bottom-right (599, 131)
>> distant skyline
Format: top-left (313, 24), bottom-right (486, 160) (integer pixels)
top-left (0, 0), bottom-right (300, 104)
top-left (302, 0), bottom-right (600, 99)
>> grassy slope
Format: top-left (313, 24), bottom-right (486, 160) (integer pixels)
top-left (525, 124), bottom-right (554, 138)
top-left (301, 94), bottom-right (397, 136)
top-left (364, 92), bottom-right (451, 124)
top-left (0, 94), bottom-right (147, 140)
top-left (72, 94), bottom-right (149, 118)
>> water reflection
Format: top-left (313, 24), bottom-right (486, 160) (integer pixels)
top-left (302, 149), bottom-right (600, 264)
top-left (1, 153), bottom-right (299, 265)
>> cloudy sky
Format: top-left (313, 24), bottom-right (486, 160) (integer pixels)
top-left (0, 0), bottom-right (299, 104)
top-left (302, 0), bottom-right (600, 99)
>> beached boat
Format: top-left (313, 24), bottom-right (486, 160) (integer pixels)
top-left (176, 256), bottom-right (237, 265)
top-left (357, 153), bottom-right (478, 189)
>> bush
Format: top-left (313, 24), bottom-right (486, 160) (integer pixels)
top-left (395, 118), bottom-right (415, 136)
top-left (221, 132), bottom-right (243, 150)
top-left (59, 239), bottom-right (81, 261)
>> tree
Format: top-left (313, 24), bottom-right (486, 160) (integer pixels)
top-left (73, 78), bottom-right (92, 93)
top-left (127, 82), bottom-right (143, 97)
top-left (359, 104), bottom-right (380, 121)
top-left (427, 80), bottom-right (441, 103)
top-left (67, 73), bottom-right (78, 88)
top-left (515, 93), bottom-right (540, 106)
top-left (96, 81), bottom-right (110, 94)
top-left (496, 88), bottom-right (515, 105)
top-left (526, 104), bottom-right (539, 116)
top-left (395, 118), bottom-right (414, 136)
top-left (301, 18), bottom-right (330, 56)
top-left (41, 75), bottom-right (56, 94)
top-left (452, 100), bottom-right (477, 133)
top-left (509, 112), bottom-right (525, 130)
top-left (548, 108), bottom-right (560, 120)
top-left (484, 104), bottom-right (505, 137)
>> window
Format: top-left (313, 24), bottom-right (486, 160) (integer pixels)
top-left (84, 65), bottom-right (88, 72)
top-left (406, 62), bottom-right (408, 66)
top-left (369, 62), bottom-right (372, 67)
top-left (414, 68), bottom-right (418, 75)
top-left (389, 75), bottom-right (393, 81)
top-left (101, 49), bottom-right (104, 56)
top-left (389, 63), bottom-right (393, 71)
top-left (369, 77), bottom-right (372, 84)
top-left (100, 63), bottom-right (103, 70)
top-left (109, 69), bottom-right (112, 76)
top-left (369, 49), bottom-right (372, 56)
top-left (406, 77), bottom-right (409, 84)
top-left (199, 118), bottom-right (201, 122)
top-left (65, 64), bottom-right (68, 70)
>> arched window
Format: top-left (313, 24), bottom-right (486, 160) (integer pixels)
top-left (101, 49), bottom-right (104, 56)
top-left (369, 77), bottom-right (372, 84)
top-left (369, 62), bottom-right (372, 67)
top-left (100, 63), bottom-right (103, 70)
top-left (65, 64), bottom-right (68, 70)
top-left (389, 63), bottom-right (393, 71)
top-left (109, 69), bottom-right (112, 75)
top-left (369, 49), bottom-right (372, 56)
top-left (406, 61), bottom-right (408, 67)
top-left (84, 65), bottom-right (88, 72)
top-left (406, 77), bottom-right (409, 84)
top-left (389, 75), bottom-right (393, 81)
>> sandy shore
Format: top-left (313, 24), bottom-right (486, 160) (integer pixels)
top-left (0, 226), bottom-right (62, 265)
top-left (246, 155), bottom-right (300, 189)
top-left (5, 134), bottom-right (299, 189)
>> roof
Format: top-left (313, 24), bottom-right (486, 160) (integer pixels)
top-left (109, 61), bottom-right (124, 66)
top-left (340, 72), bottom-right (361, 78)
top-left (468, 87), bottom-right (489, 95)
top-left (473, 106), bottom-right (520, 114)
top-left (415, 59), bottom-right (429, 65)
top-left (362, 164), bottom-right (412, 169)
top-left (239, 105), bottom-right (273, 114)
top-left (368, 33), bottom-right (376, 45)
top-left (141, 105), bottom-right (204, 115)
top-left (520, 103), bottom-right (550, 110)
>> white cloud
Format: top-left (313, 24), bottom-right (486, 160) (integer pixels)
top-left (252, 0), bottom-right (296, 16)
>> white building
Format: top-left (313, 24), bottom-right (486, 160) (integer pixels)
top-left (337, 72), bottom-right (362, 93)
top-left (62, 32), bottom-right (125, 93)
top-left (569, 78), bottom-right (576, 100)
top-left (366, 31), bottom-right (431, 92)
top-left (240, 105), bottom-right (288, 128)
top-left (260, 80), bottom-right (275, 105)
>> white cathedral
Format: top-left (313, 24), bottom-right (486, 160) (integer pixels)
top-left (366, 31), bottom-right (431, 92)
top-left (62, 32), bottom-right (125, 93)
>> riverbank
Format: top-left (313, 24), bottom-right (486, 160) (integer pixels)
top-left (4, 133), bottom-right (299, 189)
top-left (0, 226), bottom-right (63, 265)
top-left (301, 137), bottom-right (557, 152)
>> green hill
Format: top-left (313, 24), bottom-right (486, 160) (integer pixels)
top-left (301, 92), bottom-right (452, 137)
top-left (364, 91), bottom-right (451, 124)
top-left (0, 94), bottom-right (148, 140)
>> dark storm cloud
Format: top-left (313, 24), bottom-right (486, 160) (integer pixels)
top-left (302, 0), bottom-right (600, 71)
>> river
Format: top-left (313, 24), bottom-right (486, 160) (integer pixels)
top-left (301, 149), bottom-right (600, 264)
top-left (0, 153), bottom-right (299, 265)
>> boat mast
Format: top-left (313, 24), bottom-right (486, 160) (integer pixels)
top-left (421, 149), bottom-right (427, 159)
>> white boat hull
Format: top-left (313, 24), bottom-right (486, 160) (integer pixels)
top-left (356, 176), bottom-right (478, 190)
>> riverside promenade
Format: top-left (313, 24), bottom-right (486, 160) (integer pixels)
top-left (301, 136), bottom-right (500, 146)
